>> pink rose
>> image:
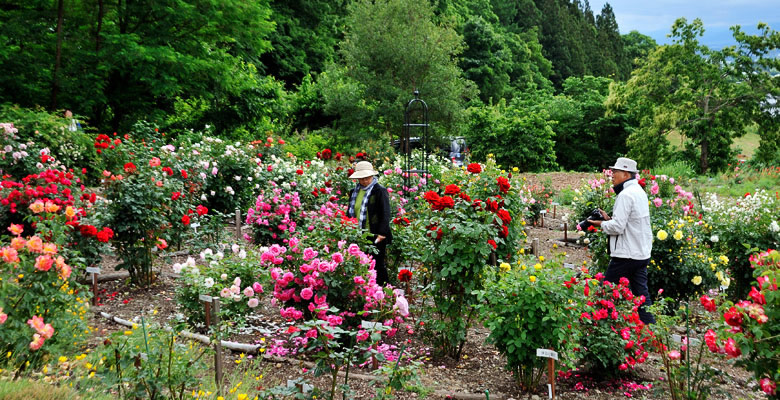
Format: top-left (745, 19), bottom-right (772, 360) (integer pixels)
top-left (653, 198), bottom-right (663, 207)
top-left (300, 287), bottom-right (313, 300)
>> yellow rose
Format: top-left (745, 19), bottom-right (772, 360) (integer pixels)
top-left (656, 230), bottom-right (668, 240)
top-left (499, 262), bottom-right (511, 273)
top-left (673, 230), bottom-right (683, 240)
top-left (529, 275), bottom-right (537, 283)
top-left (691, 276), bottom-right (702, 285)
top-left (719, 255), bottom-right (729, 264)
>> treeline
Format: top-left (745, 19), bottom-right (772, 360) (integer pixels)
top-left (1, 0), bottom-right (778, 173)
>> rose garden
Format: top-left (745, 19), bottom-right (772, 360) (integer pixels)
top-left (2, 0), bottom-right (780, 398)
top-left (0, 118), bottom-right (778, 400)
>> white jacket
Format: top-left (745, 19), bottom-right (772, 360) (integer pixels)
top-left (600, 179), bottom-right (652, 260)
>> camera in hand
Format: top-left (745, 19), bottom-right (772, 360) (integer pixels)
top-left (577, 208), bottom-right (604, 231)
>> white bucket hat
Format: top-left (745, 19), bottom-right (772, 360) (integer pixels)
top-left (349, 161), bottom-right (378, 179)
top-left (609, 157), bottom-right (639, 173)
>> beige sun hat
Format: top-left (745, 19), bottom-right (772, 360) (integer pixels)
top-left (609, 157), bottom-right (639, 173)
top-left (349, 161), bottom-right (379, 179)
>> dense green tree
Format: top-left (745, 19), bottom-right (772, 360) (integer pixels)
top-left (259, 0), bottom-right (346, 87)
top-left (595, 3), bottom-right (629, 79)
top-left (465, 96), bottom-right (558, 171)
top-left (320, 0), bottom-right (477, 142)
top-left (607, 19), bottom-right (780, 173)
top-left (621, 30), bottom-right (658, 67)
top-left (542, 76), bottom-right (630, 171)
top-left (0, 0), bottom-right (276, 134)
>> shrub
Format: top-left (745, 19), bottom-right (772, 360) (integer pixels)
top-left (245, 188), bottom-right (302, 245)
top-left (703, 189), bottom-right (780, 299)
top-left (703, 249), bottom-right (779, 399)
top-left (476, 256), bottom-right (580, 390)
top-left (0, 222), bottom-right (90, 373)
top-left (575, 274), bottom-right (655, 375)
top-left (174, 245), bottom-right (268, 329)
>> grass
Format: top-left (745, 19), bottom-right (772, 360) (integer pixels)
top-left (666, 127), bottom-right (761, 158)
top-left (0, 379), bottom-right (116, 400)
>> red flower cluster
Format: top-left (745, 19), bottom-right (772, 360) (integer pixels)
top-left (398, 269), bottom-right (413, 282)
top-left (444, 184), bottom-right (460, 195)
top-left (466, 163), bottom-right (481, 174)
top-left (423, 191), bottom-right (455, 211)
top-left (392, 216), bottom-right (411, 226)
top-left (77, 224), bottom-right (114, 243)
top-left (496, 176), bottom-right (511, 193)
top-left (123, 162), bottom-right (137, 173)
top-left (1, 170), bottom-right (78, 214)
top-left (195, 205), bottom-right (208, 216)
top-left (317, 149), bottom-right (332, 160)
top-left (94, 134), bottom-right (120, 154)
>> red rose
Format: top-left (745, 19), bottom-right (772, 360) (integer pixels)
top-left (171, 192), bottom-right (181, 200)
top-left (196, 205), bottom-right (208, 216)
top-left (320, 149), bottom-right (332, 160)
top-left (423, 191), bottom-right (440, 205)
top-left (435, 227), bottom-right (443, 240)
top-left (435, 196), bottom-right (454, 210)
top-left (96, 227), bottom-right (114, 243)
top-left (444, 184), bottom-right (460, 195)
top-left (496, 176), bottom-right (511, 193)
top-left (497, 209), bottom-right (512, 225)
top-left (296, 169), bottom-right (303, 175)
top-left (487, 239), bottom-right (497, 250)
top-left (347, 168), bottom-right (355, 176)
top-left (700, 295), bottom-right (717, 312)
top-left (724, 338), bottom-right (741, 358)
top-left (459, 192), bottom-right (471, 202)
top-left (724, 306), bottom-right (743, 327)
top-left (499, 225), bottom-right (509, 238)
top-left (123, 162), bottom-right (137, 173)
top-left (398, 269), bottom-right (413, 282)
top-left (467, 163), bottom-right (481, 174)
top-left (79, 224), bottom-right (98, 237)
top-left (181, 215), bottom-right (191, 225)
top-left (181, 169), bottom-right (188, 178)
top-left (749, 286), bottom-right (766, 305)
top-left (638, 178), bottom-right (646, 188)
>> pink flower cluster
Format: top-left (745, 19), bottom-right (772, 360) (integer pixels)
top-left (27, 315), bottom-right (54, 350)
top-left (245, 189), bottom-right (301, 241)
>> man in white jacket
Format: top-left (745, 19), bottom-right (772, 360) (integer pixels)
top-left (588, 157), bottom-right (655, 324)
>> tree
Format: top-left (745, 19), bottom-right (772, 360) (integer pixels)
top-left (543, 76), bottom-right (630, 171)
top-left (595, 3), bottom-right (630, 79)
top-left (320, 0), bottom-right (477, 142)
top-left (621, 30), bottom-right (658, 67)
top-left (607, 18), bottom-right (780, 173)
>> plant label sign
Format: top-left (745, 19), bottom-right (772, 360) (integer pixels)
top-left (361, 320), bottom-right (382, 330)
top-left (86, 267), bottom-right (101, 274)
top-left (536, 348), bottom-right (558, 360)
top-left (199, 294), bottom-right (213, 303)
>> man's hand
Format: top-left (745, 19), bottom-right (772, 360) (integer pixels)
top-left (375, 235), bottom-right (386, 244)
top-left (588, 209), bottom-right (611, 227)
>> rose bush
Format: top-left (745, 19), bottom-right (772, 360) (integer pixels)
top-left (476, 255), bottom-right (580, 390)
top-left (702, 189), bottom-right (780, 299)
top-left (702, 249), bottom-right (779, 399)
top-left (174, 245), bottom-right (268, 329)
top-left (0, 223), bottom-right (90, 372)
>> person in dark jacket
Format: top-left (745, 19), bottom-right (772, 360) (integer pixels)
top-left (347, 161), bottom-right (393, 286)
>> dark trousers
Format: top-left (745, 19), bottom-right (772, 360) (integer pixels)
top-left (373, 241), bottom-right (388, 286)
top-left (605, 257), bottom-right (655, 324)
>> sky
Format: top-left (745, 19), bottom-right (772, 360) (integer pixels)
top-left (588, 0), bottom-right (780, 49)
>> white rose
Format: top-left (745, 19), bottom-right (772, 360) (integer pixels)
top-left (204, 278), bottom-right (215, 288)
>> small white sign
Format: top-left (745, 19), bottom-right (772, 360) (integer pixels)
top-left (361, 320), bottom-right (382, 330)
top-left (551, 202), bottom-right (560, 206)
top-left (548, 383), bottom-right (553, 399)
top-left (536, 348), bottom-right (559, 360)
top-left (198, 294), bottom-right (213, 303)
top-left (563, 263), bottom-right (575, 269)
top-left (540, 210), bottom-right (547, 215)
top-left (287, 379), bottom-right (312, 393)
top-left (86, 267), bottom-right (101, 274)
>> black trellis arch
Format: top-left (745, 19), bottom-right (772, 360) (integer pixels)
top-left (402, 90), bottom-right (429, 193)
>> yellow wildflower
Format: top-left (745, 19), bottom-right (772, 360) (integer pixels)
top-left (529, 275), bottom-right (537, 283)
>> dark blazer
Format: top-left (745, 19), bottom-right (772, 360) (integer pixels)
top-left (350, 183), bottom-right (393, 245)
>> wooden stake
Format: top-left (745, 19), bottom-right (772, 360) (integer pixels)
top-left (204, 301), bottom-right (211, 330)
top-left (235, 208), bottom-right (242, 241)
top-left (548, 358), bottom-right (556, 399)
top-left (563, 222), bottom-right (568, 243)
top-left (86, 267), bottom-right (101, 306)
top-left (532, 238), bottom-right (539, 256)
top-left (213, 298), bottom-right (224, 393)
